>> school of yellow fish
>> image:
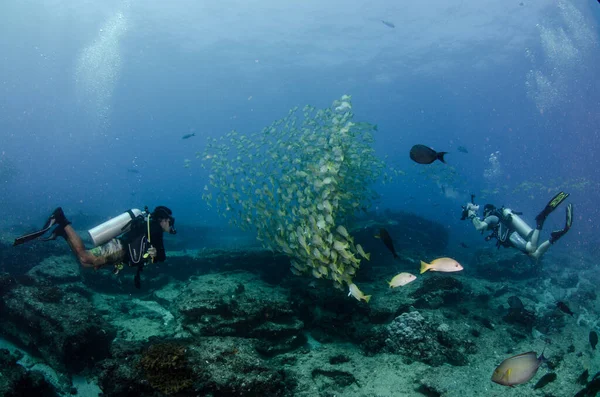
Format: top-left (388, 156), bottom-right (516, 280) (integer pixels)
top-left (200, 96), bottom-right (393, 290)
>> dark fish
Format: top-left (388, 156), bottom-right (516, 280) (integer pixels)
top-left (182, 133), bottom-right (196, 140)
top-left (377, 228), bottom-right (398, 259)
top-left (381, 20), bottom-right (395, 28)
top-left (577, 369), bottom-right (589, 385)
top-left (409, 144), bottom-right (447, 164)
top-left (459, 242), bottom-right (469, 248)
top-left (533, 373), bottom-right (557, 389)
top-left (507, 296), bottom-right (524, 310)
top-left (590, 331), bottom-right (598, 350)
top-left (457, 146), bottom-right (469, 153)
top-left (575, 371), bottom-right (600, 397)
top-left (127, 168), bottom-right (140, 174)
top-left (556, 301), bottom-right (574, 316)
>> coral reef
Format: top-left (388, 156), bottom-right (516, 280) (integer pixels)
top-left (0, 349), bottom-right (58, 397)
top-left (177, 272), bottom-right (306, 357)
top-left (385, 311), bottom-right (476, 366)
top-left (138, 342), bottom-right (194, 395)
top-left (0, 276), bottom-right (116, 372)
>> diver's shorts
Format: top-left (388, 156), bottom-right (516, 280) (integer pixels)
top-left (90, 238), bottom-right (125, 264)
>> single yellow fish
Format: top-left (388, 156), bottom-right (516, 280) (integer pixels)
top-left (420, 257), bottom-right (463, 274)
top-left (388, 272), bottom-right (417, 288)
top-left (348, 283), bottom-right (371, 303)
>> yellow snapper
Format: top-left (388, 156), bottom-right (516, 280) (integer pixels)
top-left (348, 283), bottom-right (371, 303)
top-left (388, 272), bottom-right (417, 288)
top-left (420, 257), bottom-right (463, 274)
top-left (491, 351), bottom-right (545, 386)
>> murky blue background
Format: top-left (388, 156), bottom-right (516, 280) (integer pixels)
top-left (1, 0), bottom-right (598, 253)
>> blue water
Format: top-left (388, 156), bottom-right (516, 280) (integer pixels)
top-left (1, 0), bottom-right (598, 253)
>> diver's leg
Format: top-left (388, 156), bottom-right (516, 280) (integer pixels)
top-left (525, 229), bottom-right (540, 253)
top-left (530, 241), bottom-right (551, 260)
top-left (508, 232), bottom-right (528, 253)
top-left (530, 204), bottom-right (572, 260)
top-left (61, 225), bottom-right (107, 268)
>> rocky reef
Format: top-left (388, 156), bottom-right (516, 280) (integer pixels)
top-left (0, 216), bottom-right (598, 396)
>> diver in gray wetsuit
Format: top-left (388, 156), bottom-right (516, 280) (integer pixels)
top-left (463, 191), bottom-right (572, 260)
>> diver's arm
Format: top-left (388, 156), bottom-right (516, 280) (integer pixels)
top-left (473, 215), bottom-right (499, 232)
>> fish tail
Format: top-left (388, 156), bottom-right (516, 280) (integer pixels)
top-left (365, 252), bottom-right (371, 261)
top-left (420, 260), bottom-right (429, 274)
top-left (363, 295), bottom-right (372, 303)
top-left (387, 280), bottom-right (393, 288)
top-left (437, 152), bottom-right (448, 164)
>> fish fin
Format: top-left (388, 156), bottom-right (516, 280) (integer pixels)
top-left (365, 252), bottom-right (371, 261)
top-left (387, 280), bottom-right (393, 288)
top-left (363, 295), bottom-right (371, 303)
top-left (437, 152), bottom-right (448, 164)
top-left (420, 260), bottom-right (429, 274)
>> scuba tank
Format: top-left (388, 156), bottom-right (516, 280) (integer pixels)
top-left (501, 208), bottom-right (532, 239)
top-left (87, 209), bottom-right (145, 247)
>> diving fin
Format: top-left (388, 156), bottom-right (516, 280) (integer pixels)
top-left (13, 224), bottom-right (56, 246)
top-left (12, 207), bottom-right (70, 246)
top-left (39, 225), bottom-right (67, 242)
top-left (550, 203), bottom-right (573, 244)
top-left (535, 191), bottom-right (570, 229)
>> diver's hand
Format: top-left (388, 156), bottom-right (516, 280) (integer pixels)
top-left (146, 246), bottom-right (157, 259)
top-left (465, 203), bottom-right (479, 220)
top-left (466, 203), bottom-right (479, 212)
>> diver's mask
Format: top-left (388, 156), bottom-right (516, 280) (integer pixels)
top-left (168, 216), bottom-right (177, 235)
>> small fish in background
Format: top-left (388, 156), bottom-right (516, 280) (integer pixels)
top-left (459, 242), bottom-right (469, 248)
top-left (409, 144), bottom-right (448, 164)
top-left (419, 257), bottom-right (463, 274)
top-left (507, 296), bottom-right (524, 310)
top-left (556, 301), bottom-right (574, 316)
top-left (457, 146), bottom-right (469, 153)
top-left (533, 373), bottom-right (557, 390)
top-left (491, 350), bottom-right (545, 387)
top-left (577, 369), bottom-right (589, 385)
top-left (376, 228), bottom-right (399, 259)
top-left (575, 371), bottom-right (600, 396)
top-left (388, 272), bottom-right (416, 288)
top-left (381, 20), bottom-right (395, 28)
top-left (127, 168), bottom-right (140, 174)
top-left (590, 330), bottom-right (598, 350)
top-left (348, 283), bottom-right (371, 303)
top-left (182, 133), bottom-right (196, 140)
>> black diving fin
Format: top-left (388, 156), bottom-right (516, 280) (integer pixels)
top-left (12, 208), bottom-right (66, 246)
top-left (13, 222), bottom-right (57, 246)
top-left (535, 191), bottom-right (569, 229)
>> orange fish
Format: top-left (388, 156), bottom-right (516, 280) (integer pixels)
top-left (420, 257), bottom-right (463, 274)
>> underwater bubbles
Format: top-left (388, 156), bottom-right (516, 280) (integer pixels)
top-left (483, 151), bottom-right (502, 181)
top-left (525, 0), bottom-right (597, 114)
top-left (74, 9), bottom-right (129, 132)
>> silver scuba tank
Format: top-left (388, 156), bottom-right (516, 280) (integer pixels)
top-left (501, 208), bottom-right (532, 239)
top-left (88, 209), bottom-right (144, 247)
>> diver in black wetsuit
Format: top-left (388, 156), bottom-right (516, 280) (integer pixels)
top-left (463, 192), bottom-right (572, 259)
top-left (13, 206), bottom-right (176, 287)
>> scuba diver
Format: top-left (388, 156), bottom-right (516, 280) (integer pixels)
top-left (13, 206), bottom-right (177, 288)
top-left (462, 192), bottom-right (572, 260)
